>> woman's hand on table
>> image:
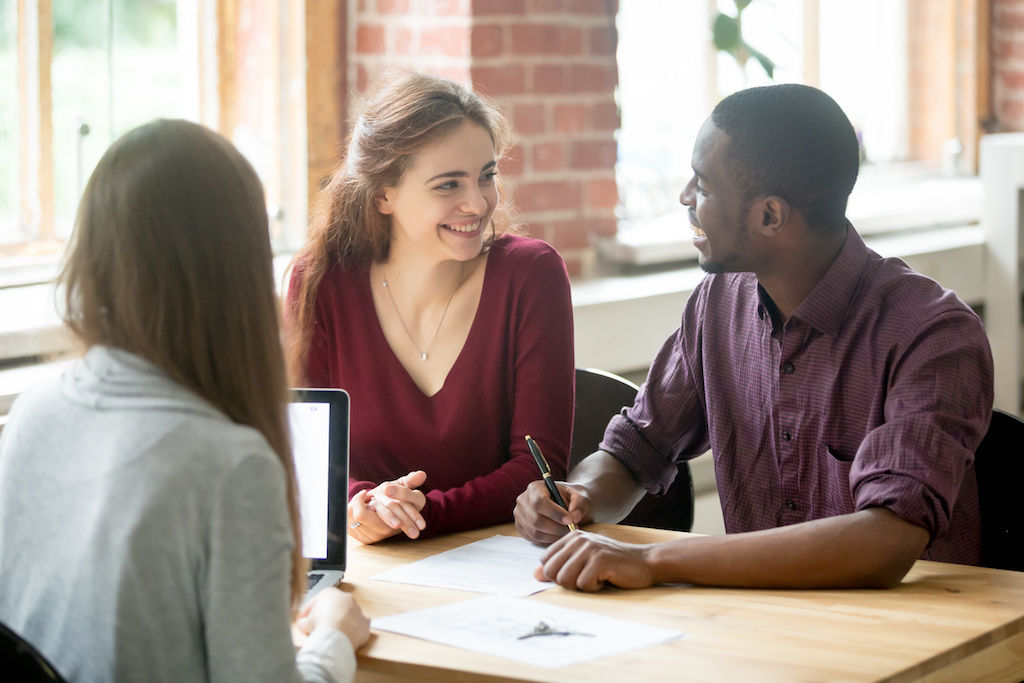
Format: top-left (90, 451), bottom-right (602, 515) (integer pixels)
top-left (295, 587), bottom-right (371, 650)
top-left (348, 470), bottom-right (427, 543)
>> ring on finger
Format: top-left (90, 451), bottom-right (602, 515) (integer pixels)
top-left (349, 521), bottom-right (362, 529)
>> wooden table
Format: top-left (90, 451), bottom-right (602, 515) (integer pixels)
top-left (343, 524), bottom-right (1024, 682)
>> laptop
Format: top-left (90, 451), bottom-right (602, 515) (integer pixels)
top-left (288, 388), bottom-right (350, 605)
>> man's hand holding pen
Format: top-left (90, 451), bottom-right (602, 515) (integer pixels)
top-left (514, 476), bottom-right (591, 546)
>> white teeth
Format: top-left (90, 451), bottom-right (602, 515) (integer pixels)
top-left (444, 221), bottom-right (480, 233)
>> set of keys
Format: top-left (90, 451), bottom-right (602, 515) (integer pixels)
top-left (517, 620), bottom-right (594, 640)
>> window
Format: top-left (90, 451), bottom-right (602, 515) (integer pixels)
top-left (50, 0), bottom-right (189, 242)
top-left (1, 0), bottom-right (308, 266)
top-left (612, 0), bottom-right (985, 264)
top-left (0, 1), bottom-right (15, 245)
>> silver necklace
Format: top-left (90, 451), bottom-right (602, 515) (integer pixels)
top-left (381, 264), bottom-right (464, 361)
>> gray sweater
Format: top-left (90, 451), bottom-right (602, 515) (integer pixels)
top-left (0, 346), bottom-right (354, 682)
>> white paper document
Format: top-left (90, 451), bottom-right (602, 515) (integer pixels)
top-left (373, 535), bottom-right (549, 596)
top-left (372, 595), bottom-right (686, 668)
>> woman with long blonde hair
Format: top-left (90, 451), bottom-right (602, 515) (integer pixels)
top-left (287, 72), bottom-right (575, 544)
top-left (0, 119), bottom-right (368, 682)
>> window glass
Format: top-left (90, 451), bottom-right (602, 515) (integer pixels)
top-left (617, 0), bottom-right (917, 236)
top-left (716, 0), bottom-right (802, 92)
top-left (0, 0), bottom-right (16, 244)
top-left (51, 1), bottom-right (186, 239)
top-left (615, 0), bottom-right (711, 223)
top-left (819, 0), bottom-right (906, 164)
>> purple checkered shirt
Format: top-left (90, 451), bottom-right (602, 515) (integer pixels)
top-left (602, 226), bottom-right (993, 564)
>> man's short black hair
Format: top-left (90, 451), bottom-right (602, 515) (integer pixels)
top-left (711, 84), bottom-right (859, 233)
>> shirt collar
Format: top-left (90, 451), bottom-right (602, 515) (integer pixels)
top-left (788, 223), bottom-right (871, 337)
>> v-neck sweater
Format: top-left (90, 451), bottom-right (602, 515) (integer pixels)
top-left (297, 234), bottom-right (575, 537)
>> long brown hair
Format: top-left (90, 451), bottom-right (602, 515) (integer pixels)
top-left (287, 71), bottom-right (516, 382)
top-left (59, 119), bottom-right (308, 608)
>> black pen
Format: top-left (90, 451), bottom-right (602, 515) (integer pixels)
top-left (525, 435), bottom-right (578, 532)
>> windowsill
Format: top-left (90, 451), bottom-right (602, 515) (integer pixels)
top-left (599, 166), bottom-right (983, 267)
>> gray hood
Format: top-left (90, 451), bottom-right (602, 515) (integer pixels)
top-left (62, 345), bottom-right (224, 422)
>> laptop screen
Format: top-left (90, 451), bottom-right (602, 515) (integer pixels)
top-left (288, 388), bottom-right (349, 570)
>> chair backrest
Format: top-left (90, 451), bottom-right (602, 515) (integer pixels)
top-left (0, 621), bottom-right (66, 682)
top-left (572, 367), bottom-right (694, 532)
top-left (571, 367), bottom-right (642, 469)
top-left (975, 409), bottom-right (1024, 571)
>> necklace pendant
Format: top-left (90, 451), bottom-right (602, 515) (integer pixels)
top-left (420, 353), bottom-right (428, 361)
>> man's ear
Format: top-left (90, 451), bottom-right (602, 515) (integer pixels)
top-left (754, 195), bottom-right (789, 236)
top-left (374, 188), bottom-right (395, 215)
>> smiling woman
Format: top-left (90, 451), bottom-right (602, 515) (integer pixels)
top-left (285, 72), bottom-right (576, 546)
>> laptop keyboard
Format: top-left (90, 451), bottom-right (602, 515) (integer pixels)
top-left (307, 572), bottom-right (324, 590)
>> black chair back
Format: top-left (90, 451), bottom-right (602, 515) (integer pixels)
top-left (0, 621), bottom-right (66, 682)
top-left (975, 408), bottom-right (1024, 571)
top-left (572, 367), bottom-right (694, 532)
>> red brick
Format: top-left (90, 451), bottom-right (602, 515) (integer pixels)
top-left (517, 220), bottom-right (544, 239)
top-left (589, 216), bottom-right (618, 237)
top-left (548, 218), bottom-right (600, 249)
top-left (377, 0), bottom-right (411, 12)
top-left (530, 0), bottom-right (566, 12)
top-left (472, 64), bottom-right (527, 95)
top-left (562, 254), bottom-right (583, 279)
top-left (568, 63), bottom-right (618, 93)
top-left (513, 103), bottom-right (546, 135)
top-left (514, 180), bottom-right (582, 212)
top-left (500, 144), bottom-right (525, 176)
top-left (420, 25), bottom-right (471, 57)
top-left (356, 24), bottom-right (387, 54)
top-left (532, 140), bottom-right (565, 171)
top-left (999, 97), bottom-right (1024, 123)
top-left (999, 68), bottom-right (1024, 90)
top-left (995, 39), bottom-right (1012, 60)
top-left (588, 24), bottom-right (616, 55)
top-left (510, 24), bottom-right (583, 56)
top-left (995, 6), bottom-right (1024, 31)
top-left (428, 0), bottom-right (470, 14)
top-left (472, 24), bottom-right (504, 57)
top-left (570, 139), bottom-right (617, 170)
top-left (586, 177), bottom-right (618, 210)
top-left (568, 0), bottom-right (614, 15)
top-left (356, 63), bottom-right (371, 92)
top-left (394, 26), bottom-right (414, 55)
top-left (433, 65), bottom-right (472, 85)
top-left (553, 103), bottom-right (586, 133)
top-left (474, 0), bottom-right (527, 14)
top-left (589, 101), bottom-right (620, 130)
top-left (533, 64), bottom-right (566, 94)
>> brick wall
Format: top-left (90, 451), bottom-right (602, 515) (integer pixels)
top-left (994, 0), bottom-right (1024, 130)
top-left (348, 0), bottom-right (620, 277)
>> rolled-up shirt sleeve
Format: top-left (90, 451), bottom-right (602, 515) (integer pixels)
top-left (601, 285), bottom-right (712, 495)
top-left (850, 308), bottom-right (994, 542)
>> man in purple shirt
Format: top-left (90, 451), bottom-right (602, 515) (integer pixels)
top-left (514, 84), bottom-right (994, 591)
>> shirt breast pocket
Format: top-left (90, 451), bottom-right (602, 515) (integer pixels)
top-left (823, 443), bottom-right (856, 514)
top-left (826, 443), bottom-right (855, 463)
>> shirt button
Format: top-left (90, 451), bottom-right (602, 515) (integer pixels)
top-left (784, 500), bottom-right (797, 511)
top-left (783, 363), bottom-right (795, 374)
top-left (781, 431), bottom-right (791, 441)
